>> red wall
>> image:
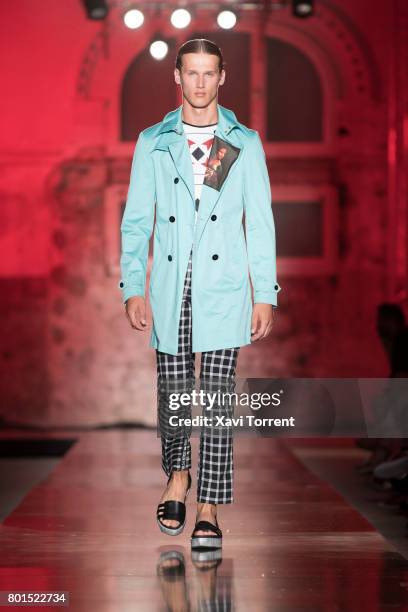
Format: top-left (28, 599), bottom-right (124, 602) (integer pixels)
top-left (0, 0), bottom-right (402, 426)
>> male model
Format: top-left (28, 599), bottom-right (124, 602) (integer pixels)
top-left (119, 38), bottom-right (281, 549)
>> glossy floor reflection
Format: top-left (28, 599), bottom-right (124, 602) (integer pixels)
top-left (1, 430), bottom-right (408, 610)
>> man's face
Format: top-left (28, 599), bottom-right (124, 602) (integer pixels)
top-left (174, 52), bottom-right (225, 108)
top-left (218, 148), bottom-right (227, 159)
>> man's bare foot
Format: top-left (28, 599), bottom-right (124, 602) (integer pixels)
top-left (159, 470), bottom-right (190, 529)
top-left (193, 502), bottom-right (218, 536)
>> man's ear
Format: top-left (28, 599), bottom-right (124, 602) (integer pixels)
top-left (219, 69), bottom-right (226, 86)
top-left (174, 68), bottom-right (181, 85)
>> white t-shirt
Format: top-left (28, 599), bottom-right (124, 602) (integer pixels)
top-left (182, 120), bottom-right (218, 225)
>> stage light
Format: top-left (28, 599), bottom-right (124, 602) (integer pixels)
top-left (81, 0), bottom-right (108, 20)
top-left (123, 8), bottom-right (144, 29)
top-left (150, 40), bottom-right (169, 60)
top-left (217, 10), bottom-right (237, 29)
top-left (170, 8), bottom-right (191, 29)
top-left (292, 0), bottom-right (314, 18)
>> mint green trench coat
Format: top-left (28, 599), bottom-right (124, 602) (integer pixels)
top-left (118, 103), bottom-right (281, 356)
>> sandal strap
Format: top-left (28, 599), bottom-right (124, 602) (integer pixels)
top-left (192, 520), bottom-right (222, 537)
top-left (157, 500), bottom-right (186, 523)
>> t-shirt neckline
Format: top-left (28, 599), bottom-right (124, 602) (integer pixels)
top-left (182, 120), bottom-right (218, 128)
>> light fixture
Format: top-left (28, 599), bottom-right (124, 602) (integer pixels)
top-left (292, 0), bottom-right (314, 18)
top-left (170, 8), bottom-right (191, 29)
top-left (217, 10), bottom-right (237, 29)
top-left (81, 0), bottom-right (108, 20)
top-left (123, 8), bottom-right (144, 29)
top-left (150, 40), bottom-right (169, 60)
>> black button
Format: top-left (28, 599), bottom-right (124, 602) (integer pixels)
top-left (169, 215), bottom-right (175, 222)
top-left (274, 284), bottom-right (279, 290)
top-left (212, 254), bottom-right (218, 260)
top-left (174, 177), bottom-right (179, 184)
top-left (119, 281), bottom-right (124, 288)
top-left (168, 255), bottom-right (172, 261)
top-left (211, 214), bottom-right (217, 221)
top-left (195, 198), bottom-right (200, 211)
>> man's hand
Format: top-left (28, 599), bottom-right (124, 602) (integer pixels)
top-left (125, 296), bottom-right (149, 331)
top-left (251, 303), bottom-right (275, 342)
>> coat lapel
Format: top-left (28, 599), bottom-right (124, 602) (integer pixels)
top-left (168, 139), bottom-right (196, 205)
top-left (152, 130), bottom-right (196, 205)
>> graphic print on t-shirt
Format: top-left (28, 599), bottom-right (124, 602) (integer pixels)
top-left (203, 135), bottom-right (241, 192)
top-left (182, 121), bottom-right (217, 202)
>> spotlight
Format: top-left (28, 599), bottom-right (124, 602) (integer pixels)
top-left (170, 8), bottom-right (191, 29)
top-left (292, 0), bottom-right (314, 18)
top-left (217, 10), bottom-right (237, 29)
top-left (81, 0), bottom-right (108, 20)
top-left (123, 8), bottom-right (144, 29)
top-left (150, 40), bottom-right (169, 60)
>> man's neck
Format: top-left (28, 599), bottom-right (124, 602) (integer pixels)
top-left (181, 100), bottom-right (218, 126)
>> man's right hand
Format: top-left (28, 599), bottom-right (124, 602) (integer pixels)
top-left (125, 296), bottom-right (149, 331)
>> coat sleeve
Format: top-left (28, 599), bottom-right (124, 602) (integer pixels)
top-left (118, 131), bottom-right (156, 303)
top-left (243, 130), bottom-right (281, 307)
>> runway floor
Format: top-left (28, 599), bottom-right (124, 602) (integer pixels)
top-left (1, 430), bottom-right (408, 611)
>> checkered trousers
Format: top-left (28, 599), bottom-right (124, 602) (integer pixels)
top-left (156, 247), bottom-right (240, 504)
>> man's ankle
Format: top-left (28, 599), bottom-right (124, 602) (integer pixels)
top-left (197, 502), bottom-right (217, 515)
top-left (169, 469), bottom-right (189, 483)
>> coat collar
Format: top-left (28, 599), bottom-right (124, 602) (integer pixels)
top-left (157, 103), bottom-right (242, 139)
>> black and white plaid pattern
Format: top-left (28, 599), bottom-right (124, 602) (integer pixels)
top-left (156, 247), bottom-right (239, 504)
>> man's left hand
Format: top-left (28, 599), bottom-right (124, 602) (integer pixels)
top-left (251, 303), bottom-right (276, 342)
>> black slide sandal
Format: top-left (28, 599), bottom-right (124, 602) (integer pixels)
top-left (191, 519), bottom-right (223, 549)
top-left (157, 472), bottom-right (192, 536)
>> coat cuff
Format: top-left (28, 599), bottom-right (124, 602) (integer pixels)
top-left (254, 283), bottom-right (282, 306)
top-left (118, 279), bottom-right (145, 304)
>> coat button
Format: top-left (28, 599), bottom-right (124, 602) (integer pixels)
top-left (211, 214), bottom-right (217, 221)
top-left (168, 255), bottom-right (173, 261)
top-left (195, 198), bottom-right (200, 211)
top-left (119, 281), bottom-right (124, 288)
top-left (212, 254), bottom-right (218, 260)
top-left (169, 215), bottom-right (175, 222)
top-left (274, 284), bottom-right (279, 290)
top-left (174, 177), bottom-right (179, 184)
